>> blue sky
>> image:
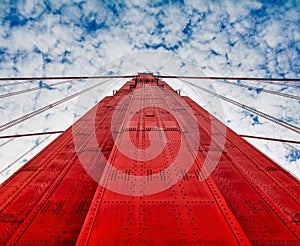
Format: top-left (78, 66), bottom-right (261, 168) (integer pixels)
top-left (0, 0), bottom-right (299, 182)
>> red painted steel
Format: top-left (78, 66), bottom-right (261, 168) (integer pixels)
top-left (0, 74), bottom-right (299, 245)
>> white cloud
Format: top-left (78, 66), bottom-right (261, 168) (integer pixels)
top-left (0, 0), bottom-right (299, 183)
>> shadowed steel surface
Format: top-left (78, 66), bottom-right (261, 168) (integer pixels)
top-left (0, 74), bottom-right (299, 245)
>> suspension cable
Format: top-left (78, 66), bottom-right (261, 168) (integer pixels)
top-left (184, 81), bottom-right (300, 135)
top-left (0, 75), bottom-right (136, 81)
top-left (0, 138), bottom-right (14, 147)
top-left (240, 135), bottom-right (300, 144)
top-left (158, 75), bottom-right (300, 82)
top-left (1, 130), bottom-right (299, 145)
top-left (285, 143), bottom-right (300, 152)
top-left (0, 136), bottom-right (50, 175)
top-left (162, 76), bottom-right (300, 88)
top-left (160, 75), bottom-right (300, 89)
top-left (0, 80), bottom-right (78, 99)
top-left (246, 80), bottom-right (300, 89)
top-left (2, 76), bottom-right (298, 99)
top-left (220, 80), bottom-right (300, 100)
top-left (0, 131), bottom-right (64, 139)
top-left (0, 74), bottom-right (299, 82)
top-left (0, 81), bottom-right (31, 88)
top-left (0, 79), bottom-right (111, 133)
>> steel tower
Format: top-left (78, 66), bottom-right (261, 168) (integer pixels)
top-left (0, 74), bottom-right (299, 245)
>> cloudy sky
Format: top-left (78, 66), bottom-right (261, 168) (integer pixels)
top-left (0, 0), bottom-right (299, 183)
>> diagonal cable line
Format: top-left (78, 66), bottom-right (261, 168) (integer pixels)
top-left (160, 75), bottom-right (300, 88)
top-left (0, 131), bottom-right (64, 139)
top-left (285, 143), bottom-right (300, 152)
top-left (161, 76), bottom-right (300, 88)
top-left (0, 79), bottom-right (111, 133)
top-left (220, 80), bottom-right (300, 100)
top-left (0, 74), bottom-right (299, 82)
top-left (0, 136), bottom-right (51, 175)
top-left (247, 80), bottom-right (300, 89)
top-left (0, 138), bottom-right (14, 147)
top-left (0, 80), bottom-right (77, 99)
top-left (0, 75), bottom-right (136, 81)
top-left (0, 81), bottom-right (31, 88)
top-left (185, 81), bottom-right (300, 135)
top-left (240, 135), bottom-right (300, 144)
top-left (1, 76), bottom-right (298, 99)
top-left (158, 75), bottom-right (300, 82)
